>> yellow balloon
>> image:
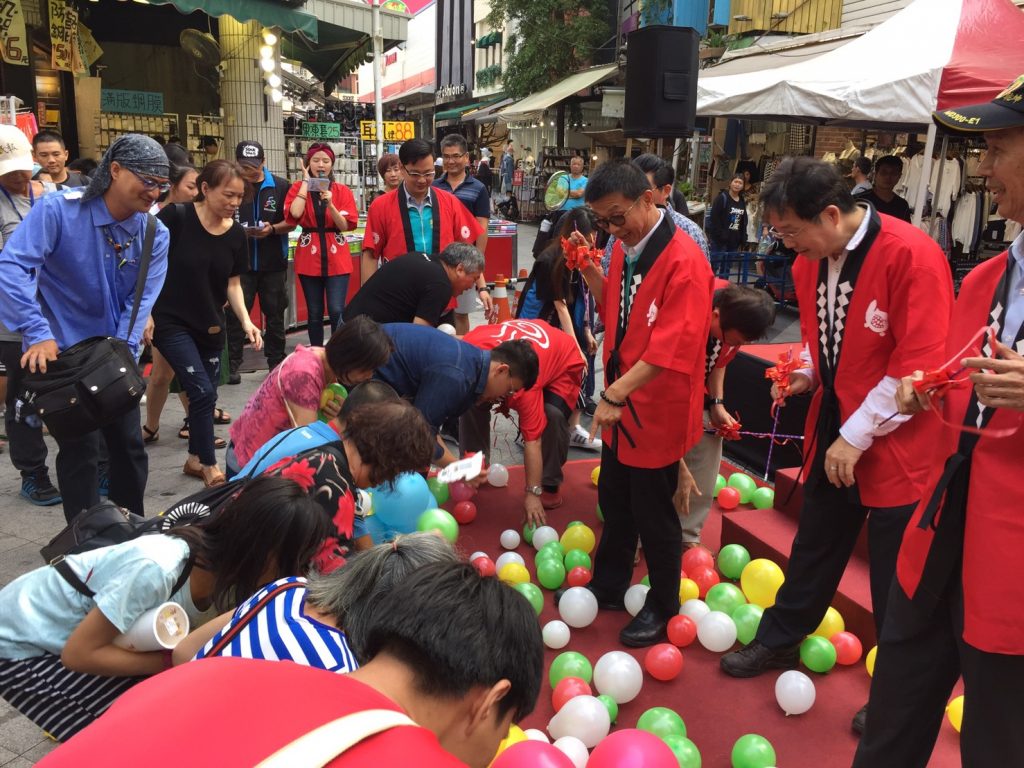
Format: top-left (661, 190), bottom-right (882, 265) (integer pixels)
top-left (946, 695), bottom-right (964, 733)
top-left (812, 606), bottom-right (845, 638)
top-left (498, 562), bottom-right (530, 586)
top-left (679, 577), bottom-right (700, 603)
top-left (560, 524), bottom-right (596, 555)
top-left (591, 466), bottom-right (601, 486)
top-left (488, 724), bottom-right (527, 766)
top-left (865, 645), bottom-right (877, 677)
top-left (740, 558), bottom-right (785, 608)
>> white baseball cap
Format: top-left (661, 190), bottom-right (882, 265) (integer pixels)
top-left (0, 125), bottom-right (34, 177)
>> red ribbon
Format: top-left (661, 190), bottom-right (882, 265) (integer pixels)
top-left (713, 416), bottom-right (743, 441)
top-left (765, 347), bottom-right (800, 418)
top-left (560, 237), bottom-right (600, 271)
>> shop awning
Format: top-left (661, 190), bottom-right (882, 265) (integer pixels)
top-left (150, 0), bottom-right (319, 40)
top-left (497, 64), bottom-right (619, 121)
top-left (434, 100), bottom-right (489, 123)
top-left (703, 27), bottom-right (867, 78)
top-left (465, 97), bottom-right (514, 124)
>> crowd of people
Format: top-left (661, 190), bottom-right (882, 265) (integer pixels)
top-left (0, 71), bottom-right (1020, 765)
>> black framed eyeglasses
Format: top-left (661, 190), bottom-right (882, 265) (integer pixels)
top-left (128, 169), bottom-right (171, 194)
top-left (589, 198), bottom-right (641, 230)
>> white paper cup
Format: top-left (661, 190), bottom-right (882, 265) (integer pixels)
top-left (113, 602), bottom-right (191, 652)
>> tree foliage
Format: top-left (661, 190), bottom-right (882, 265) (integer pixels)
top-left (487, 0), bottom-right (611, 100)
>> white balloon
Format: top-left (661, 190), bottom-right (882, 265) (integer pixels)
top-left (495, 552), bottom-right (526, 573)
top-left (542, 620), bottom-right (572, 650)
top-left (500, 529), bottom-right (521, 550)
top-left (623, 584), bottom-right (650, 617)
top-left (469, 551), bottom-right (488, 563)
top-left (680, 598), bottom-right (710, 623)
top-left (524, 728), bottom-right (550, 743)
top-left (553, 736), bottom-right (590, 768)
top-left (355, 488), bottom-right (373, 515)
top-left (558, 586), bottom-right (598, 628)
top-left (548, 695), bottom-right (610, 748)
top-left (775, 669), bottom-right (816, 716)
top-left (532, 525), bottom-right (559, 550)
top-left (488, 463), bottom-right (510, 488)
top-left (592, 650), bottom-right (643, 704)
top-left (437, 323), bottom-right (457, 336)
top-left (697, 610), bottom-right (738, 652)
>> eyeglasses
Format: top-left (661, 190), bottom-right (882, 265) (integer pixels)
top-left (404, 168), bottom-right (435, 180)
top-left (767, 222), bottom-right (811, 241)
top-left (129, 169), bottom-right (171, 194)
top-left (590, 198), bottom-right (641, 230)
top-left (442, 152), bottom-right (466, 161)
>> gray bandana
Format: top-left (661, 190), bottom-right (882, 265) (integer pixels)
top-left (82, 134), bottom-right (170, 201)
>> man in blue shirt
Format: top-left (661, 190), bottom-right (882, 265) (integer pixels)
top-left (0, 134), bottom-right (171, 521)
top-left (375, 323), bottom-right (539, 465)
top-left (562, 155), bottom-right (588, 211)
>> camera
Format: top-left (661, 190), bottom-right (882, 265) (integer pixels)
top-left (307, 177), bottom-right (330, 193)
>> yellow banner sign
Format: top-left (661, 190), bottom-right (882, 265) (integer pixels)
top-left (48, 0), bottom-right (78, 72)
top-left (359, 120), bottom-right (416, 142)
top-left (0, 0), bottom-right (29, 66)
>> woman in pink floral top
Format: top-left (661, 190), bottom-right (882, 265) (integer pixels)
top-left (227, 316), bottom-right (393, 474)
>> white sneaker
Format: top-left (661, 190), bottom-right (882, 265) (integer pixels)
top-left (570, 425), bottom-right (603, 452)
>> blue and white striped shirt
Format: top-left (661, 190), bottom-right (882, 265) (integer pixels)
top-left (193, 577), bottom-right (357, 673)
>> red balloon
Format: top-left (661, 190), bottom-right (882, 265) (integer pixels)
top-left (679, 567), bottom-right (688, 581)
top-left (472, 556), bottom-right (496, 578)
top-left (690, 566), bottom-right (720, 598)
top-left (452, 500), bottom-right (477, 524)
top-left (449, 481), bottom-right (476, 504)
top-left (566, 566), bottom-right (593, 587)
top-left (587, 728), bottom-right (679, 768)
top-left (644, 643), bottom-right (684, 681)
top-left (667, 614), bottom-right (698, 647)
top-left (491, 740), bottom-right (576, 768)
top-left (551, 675), bottom-right (592, 712)
top-left (830, 631), bottom-right (864, 665)
top-left (681, 545), bottom-right (715, 574)
top-left (717, 486), bottom-right (741, 510)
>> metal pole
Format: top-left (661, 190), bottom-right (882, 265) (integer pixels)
top-left (372, 0), bottom-right (385, 158)
top-left (912, 123), bottom-right (937, 228)
top-left (931, 134), bottom-right (949, 239)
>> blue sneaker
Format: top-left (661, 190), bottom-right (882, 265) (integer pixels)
top-left (21, 474), bottom-right (62, 506)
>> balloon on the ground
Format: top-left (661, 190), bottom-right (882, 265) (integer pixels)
top-left (469, 551), bottom-right (488, 562)
top-left (667, 614), bottom-right (698, 647)
top-left (588, 728), bottom-right (679, 768)
top-left (491, 740), bottom-right (576, 768)
top-left (537, 558), bottom-right (567, 590)
top-left (690, 566), bottom-right (720, 598)
top-left (680, 598), bottom-right (710, 623)
top-left (830, 631), bottom-right (863, 665)
top-left (533, 525), bottom-right (560, 550)
top-left (452, 500), bottom-right (477, 524)
top-left (637, 706), bottom-right (687, 739)
top-left (514, 582), bottom-right (544, 616)
top-left (548, 695), bottom-right (611, 748)
top-left (717, 543), bottom-right (752, 579)
top-left (682, 545), bottom-right (715, 574)
top-left (566, 567), bottom-right (592, 587)
top-left (697, 610), bottom-right (738, 652)
top-left (662, 734), bottom-right (702, 768)
top-left (498, 562), bottom-right (530, 586)
top-left (751, 486), bottom-right (775, 510)
top-left (525, 728), bottom-right (550, 743)
top-left (552, 676), bottom-right (592, 712)
top-left (437, 323), bottom-right (457, 336)
top-left (593, 650), bottom-right (644, 704)
top-left (812, 606), bottom-right (844, 638)
top-left (427, 476), bottom-right (449, 505)
top-left (727, 473), bottom-right (757, 504)
top-left (564, 549), bottom-right (592, 571)
top-left (416, 508), bottom-right (458, 543)
top-left (740, 559), bottom-right (785, 608)
top-left (595, 502), bottom-right (604, 521)
top-left (679, 578), bottom-right (700, 603)
top-left (706, 582), bottom-right (746, 615)
top-left (732, 603), bottom-right (764, 646)
top-left (800, 635), bottom-right (837, 673)
top-left (472, 556), bottom-right (496, 577)
top-left (560, 524), bottom-right (596, 555)
top-left (362, 513), bottom-right (392, 544)
top-left (490, 724), bottom-right (528, 765)
top-left (500, 529), bottom-right (522, 550)
top-left (495, 552), bottom-right (526, 572)
top-left (449, 480), bottom-right (476, 503)
top-left (946, 695), bottom-right (964, 732)
top-left (865, 645), bottom-right (877, 676)
top-left (591, 466), bottom-right (601, 486)
top-left (549, 651), bottom-right (593, 687)
top-left (543, 620), bottom-right (571, 650)
top-left (731, 734), bottom-right (776, 768)
top-left (552, 736), bottom-right (589, 768)
top-left (714, 473), bottom-right (727, 497)
top-left (624, 583), bottom-right (650, 616)
top-left (558, 586), bottom-right (599, 628)
top-left (775, 669), bottom-right (816, 715)
top-left (596, 693), bottom-right (618, 724)
top-left (372, 472), bottom-right (435, 532)
top-left (522, 523), bottom-right (537, 545)
top-left (644, 643), bottom-right (684, 681)
top-left (717, 486), bottom-right (741, 509)
top-left (488, 462), bottom-right (510, 487)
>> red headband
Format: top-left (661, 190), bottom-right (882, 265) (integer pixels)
top-left (306, 143), bottom-right (336, 165)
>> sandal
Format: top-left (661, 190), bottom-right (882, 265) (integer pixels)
top-left (178, 418), bottom-right (189, 440)
top-left (214, 436), bottom-right (227, 450)
top-left (203, 468), bottom-right (226, 488)
top-left (183, 459), bottom-right (203, 480)
top-left (213, 407), bottom-right (232, 425)
top-left (142, 425), bottom-right (159, 444)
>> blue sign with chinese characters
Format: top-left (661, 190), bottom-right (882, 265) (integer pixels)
top-left (100, 89), bottom-right (165, 116)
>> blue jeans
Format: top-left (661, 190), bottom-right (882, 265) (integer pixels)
top-left (155, 331), bottom-right (221, 466)
top-left (299, 274), bottom-right (349, 347)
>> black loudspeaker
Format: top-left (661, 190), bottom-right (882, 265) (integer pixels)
top-left (624, 25), bottom-right (699, 138)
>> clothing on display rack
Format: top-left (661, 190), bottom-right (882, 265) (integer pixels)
top-left (929, 157), bottom-right (961, 217)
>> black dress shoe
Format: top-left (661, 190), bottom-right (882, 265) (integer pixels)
top-left (554, 584), bottom-right (626, 611)
top-left (619, 607), bottom-right (669, 647)
top-left (720, 640), bottom-right (799, 678)
top-left (851, 704), bottom-right (867, 735)
top-left (227, 372), bottom-right (242, 385)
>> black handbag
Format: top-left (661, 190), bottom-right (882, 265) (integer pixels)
top-left (21, 215), bottom-right (156, 440)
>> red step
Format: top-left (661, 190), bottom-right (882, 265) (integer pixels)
top-left (772, 466), bottom-right (870, 562)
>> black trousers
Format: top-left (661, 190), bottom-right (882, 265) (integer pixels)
top-left (755, 475), bottom-right (916, 649)
top-left (592, 446), bottom-right (681, 618)
top-left (853, 578), bottom-right (1024, 768)
top-left (54, 405), bottom-right (147, 522)
top-left (0, 341), bottom-right (49, 478)
top-left (227, 269), bottom-right (288, 373)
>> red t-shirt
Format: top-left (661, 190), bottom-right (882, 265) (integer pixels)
top-left (463, 319), bottom-right (585, 441)
top-left (39, 658), bottom-right (465, 768)
top-left (362, 186), bottom-right (482, 261)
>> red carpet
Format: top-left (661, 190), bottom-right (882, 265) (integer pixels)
top-left (450, 460), bottom-right (962, 767)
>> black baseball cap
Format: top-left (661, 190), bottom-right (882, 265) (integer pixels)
top-left (235, 140), bottom-right (265, 166)
top-left (933, 74), bottom-right (1024, 133)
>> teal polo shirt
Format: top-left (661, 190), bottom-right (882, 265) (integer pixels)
top-left (404, 185), bottom-right (434, 253)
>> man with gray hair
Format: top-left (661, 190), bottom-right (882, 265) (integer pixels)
top-left (344, 242), bottom-right (485, 327)
top-left (0, 134), bottom-right (171, 521)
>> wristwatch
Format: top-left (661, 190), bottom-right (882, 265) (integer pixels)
top-left (709, 397), bottom-right (725, 405)
top-left (525, 485), bottom-right (543, 496)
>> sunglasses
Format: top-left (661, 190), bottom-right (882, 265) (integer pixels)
top-left (589, 198), bottom-right (642, 230)
top-left (128, 169), bottom-right (171, 194)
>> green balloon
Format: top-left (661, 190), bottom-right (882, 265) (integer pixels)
top-left (727, 473), bottom-right (757, 504)
top-left (513, 582), bottom-right (544, 616)
top-left (416, 508), bottom-right (458, 544)
top-left (567, 520), bottom-right (584, 528)
top-left (596, 503), bottom-right (604, 522)
top-left (540, 540), bottom-right (565, 557)
top-left (537, 558), bottom-right (567, 590)
top-left (706, 582), bottom-right (746, 615)
top-left (596, 693), bottom-right (618, 724)
top-left (549, 651), bottom-right (592, 687)
top-left (522, 523), bottom-right (537, 546)
top-left (800, 635), bottom-right (838, 673)
top-left (426, 477), bottom-right (448, 506)
top-left (731, 734), bottom-right (776, 768)
top-left (714, 474), bottom-right (727, 498)
top-left (663, 734), bottom-right (702, 768)
top-left (751, 487), bottom-right (775, 510)
top-left (641, 574), bottom-right (650, 587)
top-left (717, 543), bottom-right (752, 580)
top-left (731, 603), bottom-right (764, 645)
top-left (563, 549), bottom-right (592, 571)
top-left (637, 706), bottom-right (687, 739)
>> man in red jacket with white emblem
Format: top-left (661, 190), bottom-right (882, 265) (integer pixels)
top-left (854, 75), bottom-right (1024, 768)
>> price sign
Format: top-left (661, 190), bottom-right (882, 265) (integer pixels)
top-left (301, 122), bottom-right (342, 139)
top-left (359, 120), bottom-right (416, 142)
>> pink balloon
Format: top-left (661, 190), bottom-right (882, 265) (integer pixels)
top-left (450, 481), bottom-right (476, 504)
top-left (587, 729), bottom-right (678, 768)
top-left (491, 740), bottom-right (576, 768)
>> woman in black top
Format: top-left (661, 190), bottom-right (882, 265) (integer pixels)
top-left (708, 175), bottom-right (748, 252)
top-left (153, 160), bottom-right (262, 487)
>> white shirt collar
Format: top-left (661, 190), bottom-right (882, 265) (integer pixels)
top-left (623, 209), bottom-right (665, 261)
top-left (844, 203), bottom-right (872, 253)
top-left (1010, 230), bottom-right (1024, 271)
top-left (403, 184), bottom-right (431, 210)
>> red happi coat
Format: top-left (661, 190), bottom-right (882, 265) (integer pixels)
top-left (599, 214), bottom-right (714, 468)
top-left (897, 251), bottom-right (1024, 654)
top-left (361, 186), bottom-right (482, 261)
top-left (791, 210), bottom-right (953, 507)
top-left (283, 181), bottom-right (359, 277)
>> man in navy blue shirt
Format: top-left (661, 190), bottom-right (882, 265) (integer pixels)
top-left (375, 323), bottom-right (539, 465)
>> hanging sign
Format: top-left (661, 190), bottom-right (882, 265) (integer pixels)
top-left (77, 22), bottom-right (102, 69)
top-left (359, 120), bottom-right (416, 141)
top-left (48, 0), bottom-right (78, 71)
top-left (101, 89), bottom-right (165, 116)
top-left (0, 0), bottom-right (29, 66)
top-left (301, 121), bottom-right (342, 139)
top-left (15, 111), bottom-right (36, 144)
